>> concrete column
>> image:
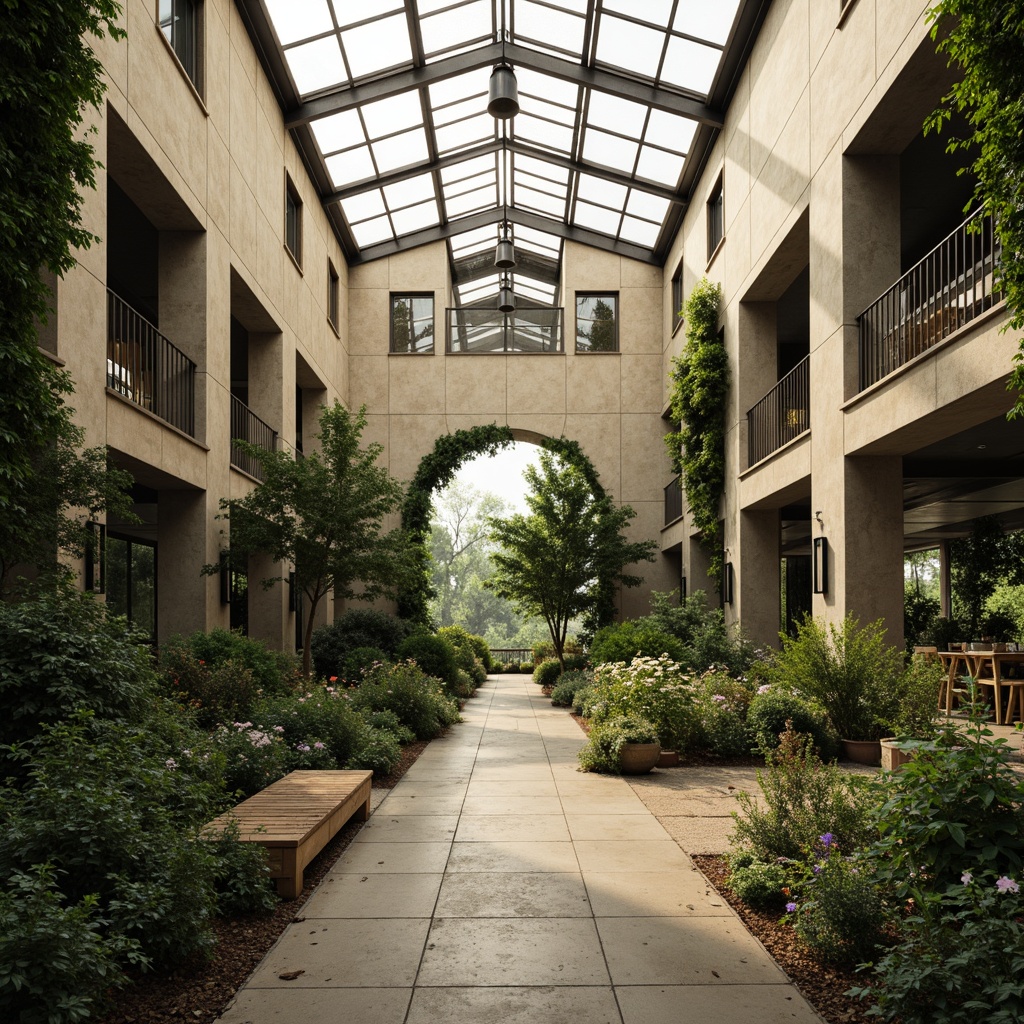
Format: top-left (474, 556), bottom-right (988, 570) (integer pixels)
top-left (687, 533), bottom-right (715, 601)
top-left (736, 508), bottom-right (781, 648)
top-left (736, 302), bottom-right (778, 471)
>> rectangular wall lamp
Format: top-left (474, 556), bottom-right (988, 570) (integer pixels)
top-left (722, 562), bottom-right (734, 605)
top-left (813, 537), bottom-right (829, 594)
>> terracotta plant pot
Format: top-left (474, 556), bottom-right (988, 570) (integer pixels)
top-left (619, 741), bottom-right (661, 775)
top-left (880, 738), bottom-right (914, 771)
top-left (657, 749), bottom-right (680, 768)
top-left (840, 738), bottom-right (882, 766)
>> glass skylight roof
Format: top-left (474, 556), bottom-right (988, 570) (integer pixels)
top-left (244, 0), bottom-right (754, 305)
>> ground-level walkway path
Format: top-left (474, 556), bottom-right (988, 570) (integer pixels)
top-left (218, 675), bottom-right (824, 1024)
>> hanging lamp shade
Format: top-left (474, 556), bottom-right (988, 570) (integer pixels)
top-left (494, 236), bottom-right (516, 269)
top-left (497, 281), bottom-right (516, 313)
top-left (487, 64), bottom-right (519, 119)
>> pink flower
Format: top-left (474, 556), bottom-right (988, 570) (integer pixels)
top-left (296, 743), bottom-right (311, 753)
top-left (961, 871), bottom-right (973, 885)
top-left (165, 758), bottom-right (178, 770)
top-left (313, 741), bottom-right (325, 750)
top-left (996, 876), bottom-right (1020, 894)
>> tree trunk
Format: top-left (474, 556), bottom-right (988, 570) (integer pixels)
top-left (302, 593), bottom-right (321, 677)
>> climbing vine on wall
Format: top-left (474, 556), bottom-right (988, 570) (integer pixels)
top-left (663, 278), bottom-right (729, 586)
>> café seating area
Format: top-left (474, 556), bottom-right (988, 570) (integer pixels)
top-left (929, 643), bottom-right (1024, 725)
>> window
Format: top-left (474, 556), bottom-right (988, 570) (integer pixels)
top-left (158, 0), bottom-right (199, 88)
top-left (390, 294), bottom-right (434, 353)
top-left (671, 264), bottom-right (683, 332)
top-left (575, 293), bottom-right (619, 352)
top-left (285, 175), bottom-right (302, 268)
top-left (106, 535), bottom-right (157, 642)
top-left (327, 260), bottom-right (339, 329)
top-left (707, 174), bottom-right (724, 260)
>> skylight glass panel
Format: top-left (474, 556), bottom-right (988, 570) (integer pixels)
top-left (674, 0), bottom-right (740, 45)
top-left (602, 0), bottom-right (673, 22)
top-left (360, 92), bottom-right (423, 139)
top-left (514, 114), bottom-right (574, 153)
top-left (390, 200), bottom-right (440, 234)
top-left (645, 109), bottom-right (698, 155)
top-left (383, 174), bottom-right (435, 209)
top-left (445, 185), bottom-right (496, 217)
top-left (537, 0), bottom-right (588, 13)
top-left (311, 109), bottom-right (364, 155)
top-left (334, 0), bottom-right (404, 27)
top-left (519, 95), bottom-right (576, 127)
top-left (513, 153), bottom-right (569, 185)
top-left (441, 153), bottom-right (497, 184)
top-left (265, 0), bottom-right (333, 45)
top-left (325, 146), bottom-right (376, 186)
top-left (619, 216), bottom-right (661, 246)
top-left (339, 189), bottom-right (387, 223)
top-left (443, 171), bottom-right (494, 197)
top-left (595, 16), bottom-right (664, 77)
top-left (451, 223), bottom-right (497, 248)
top-left (573, 201), bottom-right (621, 236)
top-left (460, 276), bottom-right (499, 301)
top-left (371, 128), bottom-right (429, 172)
top-left (582, 129), bottom-right (640, 173)
top-left (340, 14), bottom-right (410, 79)
top-left (285, 37), bottom-right (347, 96)
top-left (515, 185), bottom-right (566, 218)
top-left (515, 171), bottom-right (566, 201)
top-left (517, 281), bottom-right (555, 302)
top-left (514, 226), bottom-right (561, 255)
top-left (429, 69), bottom-right (490, 108)
top-left (626, 189), bottom-right (671, 221)
top-left (420, 1), bottom-right (490, 54)
top-left (514, 1), bottom-right (585, 53)
top-left (515, 69), bottom-right (579, 108)
top-left (432, 95), bottom-right (485, 127)
top-left (635, 145), bottom-right (684, 185)
top-left (586, 91), bottom-right (647, 137)
top-left (577, 173), bottom-right (627, 209)
top-left (662, 37), bottom-right (722, 95)
top-left (435, 115), bottom-right (494, 153)
top-left (349, 215), bottom-right (393, 247)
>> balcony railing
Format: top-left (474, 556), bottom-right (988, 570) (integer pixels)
top-left (446, 308), bottom-right (563, 353)
top-left (106, 290), bottom-right (196, 436)
top-left (230, 394), bottom-right (277, 481)
top-left (664, 476), bottom-right (683, 525)
top-left (747, 355), bottom-right (810, 467)
top-left (857, 208), bottom-right (1001, 391)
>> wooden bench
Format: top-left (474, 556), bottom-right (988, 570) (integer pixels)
top-left (207, 769), bottom-right (373, 899)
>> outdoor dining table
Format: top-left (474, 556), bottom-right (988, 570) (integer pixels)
top-left (937, 650), bottom-right (1024, 725)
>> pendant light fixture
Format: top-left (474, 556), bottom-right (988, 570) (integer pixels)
top-left (497, 274), bottom-right (516, 314)
top-left (487, 8), bottom-right (518, 119)
top-left (494, 210), bottom-right (516, 270)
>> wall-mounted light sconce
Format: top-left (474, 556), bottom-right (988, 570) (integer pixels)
top-left (813, 537), bottom-right (829, 594)
top-left (85, 521), bottom-right (105, 593)
top-left (679, 574), bottom-right (687, 603)
top-left (219, 551), bottom-right (231, 605)
top-left (722, 562), bottom-right (734, 605)
top-left (814, 510), bottom-right (824, 530)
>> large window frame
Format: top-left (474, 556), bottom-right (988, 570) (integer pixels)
top-left (575, 293), bottom-right (619, 353)
top-left (327, 259), bottom-right (340, 331)
top-left (671, 264), bottom-right (684, 334)
top-left (390, 293), bottom-right (435, 354)
top-left (158, 0), bottom-right (201, 91)
top-left (707, 174), bottom-right (725, 262)
top-left (285, 174), bottom-right (303, 270)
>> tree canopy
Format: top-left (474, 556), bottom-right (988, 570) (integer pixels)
top-left (486, 450), bottom-right (656, 667)
top-left (926, 0), bottom-right (1024, 417)
top-left (210, 402), bottom-right (417, 675)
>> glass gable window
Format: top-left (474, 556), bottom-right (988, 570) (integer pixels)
top-left (285, 175), bottom-right (302, 267)
top-left (707, 175), bottom-right (724, 259)
top-left (159, 0), bottom-right (199, 87)
top-left (576, 293), bottom-right (619, 353)
top-left (672, 264), bottom-right (683, 331)
top-left (391, 294), bottom-right (435, 354)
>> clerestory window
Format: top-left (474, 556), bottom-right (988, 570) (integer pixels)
top-left (575, 293), bottom-right (619, 352)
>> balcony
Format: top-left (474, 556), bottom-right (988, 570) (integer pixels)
top-left (857, 208), bottom-right (1001, 391)
top-left (446, 308), bottom-right (563, 353)
top-left (747, 356), bottom-right (810, 467)
top-left (664, 476), bottom-right (683, 525)
top-left (230, 395), bottom-right (277, 481)
top-left (106, 290), bottom-right (196, 436)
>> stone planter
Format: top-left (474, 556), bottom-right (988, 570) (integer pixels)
top-left (880, 738), bottom-right (914, 771)
top-left (619, 741), bottom-right (661, 775)
top-left (840, 738), bottom-right (882, 766)
top-left (657, 749), bottom-right (680, 768)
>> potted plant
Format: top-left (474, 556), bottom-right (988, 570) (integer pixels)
top-left (880, 655), bottom-right (944, 770)
top-left (577, 714), bottom-right (661, 774)
top-left (771, 614), bottom-right (903, 765)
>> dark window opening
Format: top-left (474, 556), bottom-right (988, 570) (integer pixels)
top-left (391, 294), bottom-right (434, 353)
top-left (285, 177), bottom-right (302, 267)
top-left (328, 260), bottom-right (339, 328)
top-left (671, 265), bottom-right (683, 332)
top-left (106, 535), bottom-right (157, 643)
top-left (159, 0), bottom-right (199, 87)
top-left (575, 293), bottom-right (619, 352)
top-left (707, 176), bottom-right (724, 258)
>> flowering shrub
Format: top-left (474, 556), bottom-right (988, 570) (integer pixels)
top-left (349, 661), bottom-right (461, 740)
top-left (211, 721), bottom-right (291, 796)
top-left (691, 671), bottom-right (752, 757)
top-left (359, 708), bottom-right (416, 746)
top-left (161, 653), bottom-right (259, 730)
top-left (577, 715), bottom-right (660, 773)
top-left (746, 686), bottom-right (838, 759)
top-left (727, 859), bottom-right (789, 911)
top-left (550, 669), bottom-right (594, 708)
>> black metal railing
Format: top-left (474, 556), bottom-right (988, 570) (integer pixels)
top-left (489, 648), bottom-right (535, 668)
top-left (230, 395), bottom-right (277, 481)
top-left (446, 308), bottom-right (563, 353)
top-left (747, 355), bottom-right (810, 467)
top-left (858, 208), bottom-right (1001, 390)
top-left (106, 290), bottom-right (196, 436)
top-left (664, 476), bottom-right (683, 525)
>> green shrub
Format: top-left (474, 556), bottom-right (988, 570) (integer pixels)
top-left (210, 721), bottom-right (291, 797)
top-left (207, 819), bottom-right (278, 917)
top-left (890, 655), bottom-right (943, 739)
top-left (347, 727), bottom-right (401, 776)
top-left (648, 589), bottom-right (754, 674)
top-left (746, 687), bottom-right (838, 759)
top-left (397, 632), bottom-right (460, 693)
top-left (730, 728), bottom-right (875, 862)
top-left (589, 620), bottom-right (684, 666)
top-left (572, 684), bottom-right (595, 716)
top-left (518, 661), bottom-right (533, 674)
top-left (0, 586), bottom-right (157, 755)
top-left (692, 672), bottom-right (752, 758)
top-left (359, 708), bottom-right (416, 746)
top-left (161, 653), bottom-right (259, 730)
top-left (342, 646), bottom-right (389, 681)
top-left (577, 715), bottom-right (659, 773)
top-left (437, 625), bottom-right (487, 684)
top-left (533, 658), bottom-right (562, 687)
top-left (349, 662), bottom-right (461, 740)
top-left (550, 669), bottom-right (594, 707)
top-left (310, 609), bottom-right (413, 680)
top-left (728, 861), bottom-right (789, 911)
top-left (163, 628), bottom-right (298, 697)
top-left (466, 633), bottom-right (493, 673)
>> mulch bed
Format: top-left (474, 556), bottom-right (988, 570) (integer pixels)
top-left (95, 741), bottom-right (428, 1024)
top-left (691, 854), bottom-right (876, 1024)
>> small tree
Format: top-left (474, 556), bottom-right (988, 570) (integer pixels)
top-left (210, 403), bottom-right (417, 675)
top-left (486, 450), bottom-right (656, 668)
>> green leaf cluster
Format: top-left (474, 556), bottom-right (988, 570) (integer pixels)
top-left (664, 279), bottom-right (729, 583)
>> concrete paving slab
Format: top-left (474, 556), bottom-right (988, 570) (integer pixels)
top-left (584, 870), bottom-right (731, 917)
top-left (573, 840), bottom-right (693, 873)
top-left (434, 871), bottom-right (591, 917)
top-left (330, 841), bottom-right (452, 874)
top-left (566, 813), bottom-right (672, 841)
top-left (616, 984), bottom-right (827, 1024)
top-left (302, 872), bottom-right (444, 918)
top-left (455, 813), bottom-right (570, 842)
top-left (352, 814), bottom-right (459, 843)
top-left (461, 794), bottom-right (564, 815)
top-left (406, 986), bottom-right (621, 1024)
top-left (218, 987), bottom-right (412, 1023)
top-left (446, 839), bottom-right (579, 873)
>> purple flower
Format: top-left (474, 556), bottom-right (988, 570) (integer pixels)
top-left (819, 833), bottom-right (834, 849)
top-left (996, 876), bottom-right (1020, 894)
top-left (812, 865), bottom-right (822, 875)
top-left (785, 902), bottom-right (798, 913)
top-left (961, 871), bottom-right (973, 885)
top-left (712, 694), bottom-right (726, 703)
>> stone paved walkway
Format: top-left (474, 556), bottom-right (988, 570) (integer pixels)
top-left (217, 675), bottom-right (825, 1024)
